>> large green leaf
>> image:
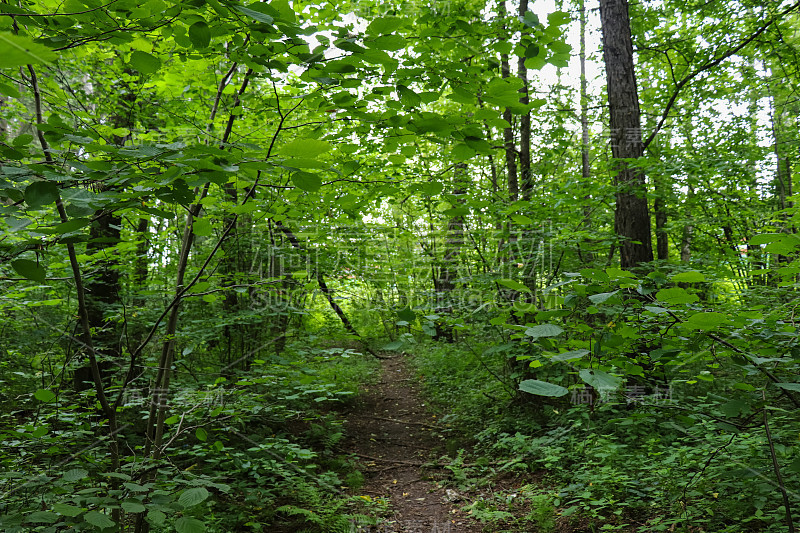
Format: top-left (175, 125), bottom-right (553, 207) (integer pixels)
top-left (176, 517), bottom-right (206, 533)
top-left (26, 511), bottom-right (59, 524)
top-left (53, 503), bottom-right (84, 517)
top-left (129, 51), bottom-right (161, 75)
top-left (656, 287), bottom-right (698, 304)
top-left (62, 468), bottom-right (88, 481)
top-left (525, 324), bottom-right (564, 340)
top-left (279, 139), bottom-right (331, 158)
top-left (121, 501), bottom-right (146, 513)
top-left (84, 510), bottom-right (115, 528)
top-left (519, 379), bottom-right (569, 397)
top-left (0, 33), bottom-right (57, 68)
top-left (178, 487), bottom-right (209, 508)
top-left (25, 181), bottom-right (59, 208)
top-left (188, 21), bottom-right (211, 48)
top-left (12, 259), bottom-right (46, 282)
top-left (588, 290), bottom-right (618, 304)
top-left (550, 349), bottom-right (589, 362)
top-left (579, 369), bottom-right (622, 392)
top-left (497, 278), bottom-right (530, 292)
top-left (236, 5), bottom-right (274, 24)
top-left (671, 271), bottom-right (706, 283)
top-left (774, 382), bottom-right (800, 392)
top-left (291, 171), bottom-right (322, 192)
top-left (366, 17), bottom-right (403, 35)
top-left (684, 312), bottom-right (727, 331)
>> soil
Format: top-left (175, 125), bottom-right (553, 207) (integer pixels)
top-left (341, 354), bottom-right (485, 533)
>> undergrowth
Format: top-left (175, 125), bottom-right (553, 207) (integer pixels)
top-left (409, 339), bottom-right (799, 532)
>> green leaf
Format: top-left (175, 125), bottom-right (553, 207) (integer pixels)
top-left (193, 218), bottom-right (213, 237)
top-left (720, 399), bottom-right (748, 417)
top-left (775, 382), bottom-right (800, 392)
top-left (12, 260), bottom-right (46, 283)
top-left (121, 501), bottom-right (146, 513)
top-left (0, 33), bottom-right (58, 68)
top-left (749, 233), bottom-right (782, 245)
top-left (25, 181), bottom-right (59, 208)
top-left (579, 369), bottom-right (622, 391)
top-left (176, 516), bottom-right (206, 533)
top-left (525, 324), bottom-right (564, 340)
top-left (188, 21), bottom-right (211, 48)
top-left (178, 487), bottom-right (209, 508)
top-left (0, 81), bottom-right (21, 98)
top-left (236, 5), bottom-right (274, 24)
top-left (129, 51), bottom-right (161, 75)
top-left (550, 349), bottom-right (588, 362)
top-left (291, 171), bottom-right (322, 192)
top-left (33, 389), bottom-right (56, 403)
top-left (397, 307), bottom-right (416, 322)
top-left (671, 271), bottom-right (706, 283)
top-left (524, 43), bottom-right (540, 59)
top-left (497, 278), bottom-right (530, 292)
top-left (84, 510), bottom-right (115, 529)
top-left (146, 510), bottom-right (166, 527)
top-left (279, 139), bottom-right (331, 158)
top-left (656, 287), bottom-right (699, 304)
top-left (196, 427), bottom-right (208, 441)
top-left (366, 17), bottom-right (403, 35)
top-left (588, 290), bottom-right (618, 304)
top-left (26, 511), bottom-right (59, 524)
top-left (548, 10), bottom-right (572, 25)
top-left (442, 206), bottom-right (469, 217)
top-left (519, 379), bottom-right (569, 397)
top-left (684, 312), bottom-right (727, 331)
top-left (62, 468), bottom-right (88, 481)
top-left (450, 143), bottom-right (476, 161)
top-left (53, 503), bottom-right (84, 517)
top-left (382, 340), bottom-right (404, 351)
top-left (54, 217), bottom-right (91, 234)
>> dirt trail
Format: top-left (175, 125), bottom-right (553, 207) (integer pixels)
top-left (342, 355), bottom-right (483, 533)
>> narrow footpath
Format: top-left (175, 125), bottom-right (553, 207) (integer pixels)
top-left (342, 355), bottom-right (484, 533)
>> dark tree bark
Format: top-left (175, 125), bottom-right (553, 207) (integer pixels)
top-left (433, 163), bottom-right (467, 342)
top-left (518, 0), bottom-right (532, 200)
top-left (654, 179), bottom-right (668, 261)
top-left (500, 0), bottom-right (518, 203)
top-left (599, 0), bottom-right (654, 269)
top-left (578, 0), bottom-right (595, 264)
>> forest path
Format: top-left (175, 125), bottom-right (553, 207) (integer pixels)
top-left (342, 355), bottom-right (484, 533)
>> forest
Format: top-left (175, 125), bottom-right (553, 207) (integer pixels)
top-left (1, 0), bottom-right (799, 531)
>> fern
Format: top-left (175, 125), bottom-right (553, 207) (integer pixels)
top-left (275, 504), bottom-right (323, 525)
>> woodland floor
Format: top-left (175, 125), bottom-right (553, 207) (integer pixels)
top-left (341, 355), bottom-right (485, 533)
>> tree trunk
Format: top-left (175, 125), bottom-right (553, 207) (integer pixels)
top-left (434, 163), bottom-right (467, 342)
top-left (680, 185), bottom-right (694, 263)
top-left (599, 0), bottom-right (654, 269)
top-left (518, 0), bottom-right (531, 200)
top-left (500, 0), bottom-right (518, 203)
top-left (579, 0), bottom-right (595, 264)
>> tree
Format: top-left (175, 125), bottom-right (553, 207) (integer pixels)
top-left (599, 0), bottom-right (654, 268)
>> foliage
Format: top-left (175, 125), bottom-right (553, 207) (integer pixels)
top-left (2, 0), bottom-right (800, 530)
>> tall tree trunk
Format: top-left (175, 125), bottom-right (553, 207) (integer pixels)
top-left (434, 163), bottom-right (467, 342)
top-left (680, 185), bottom-right (694, 263)
top-left (518, 0), bottom-right (532, 200)
top-left (654, 178), bottom-right (668, 261)
top-left (599, 0), bottom-right (654, 269)
top-left (500, 0), bottom-right (518, 203)
top-left (74, 73), bottom-right (134, 390)
top-left (578, 0), bottom-right (595, 264)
